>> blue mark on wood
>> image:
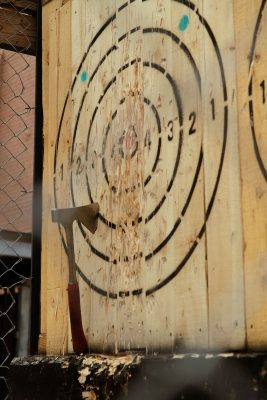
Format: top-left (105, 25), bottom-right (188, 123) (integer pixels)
top-left (178, 15), bottom-right (189, 31)
top-left (81, 71), bottom-right (88, 82)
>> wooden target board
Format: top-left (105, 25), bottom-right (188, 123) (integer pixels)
top-left (41, 0), bottom-right (267, 354)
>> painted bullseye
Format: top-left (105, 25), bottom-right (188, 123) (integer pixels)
top-left (101, 96), bottom-right (162, 193)
top-left (53, 0), bottom-right (228, 297)
top-left (72, 58), bottom-right (184, 232)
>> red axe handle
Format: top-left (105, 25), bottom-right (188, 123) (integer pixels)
top-left (68, 283), bottom-right (89, 354)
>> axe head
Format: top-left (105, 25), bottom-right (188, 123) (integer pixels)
top-left (51, 203), bottom-right (99, 233)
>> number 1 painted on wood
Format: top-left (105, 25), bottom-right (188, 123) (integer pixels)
top-left (260, 80), bottom-right (266, 104)
top-left (210, 98), bottom-right (215, 120)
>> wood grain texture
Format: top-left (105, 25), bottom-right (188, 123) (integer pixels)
top-left (201, 0), bottom-right (245, 350)
top-left (234, 0), bottom-right (267, 350)
top-left (41, 0), bottom-right (266, 354)
top-left (41, 0), bottom-right (71, 354)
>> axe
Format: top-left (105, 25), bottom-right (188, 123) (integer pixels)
top-left (51, 203), bottom-right (99, 354)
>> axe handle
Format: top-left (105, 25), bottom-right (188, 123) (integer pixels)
top-left (68, 282), bottom-right (89, 354)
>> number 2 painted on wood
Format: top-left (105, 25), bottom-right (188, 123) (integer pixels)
top-left (189, 112), bottom-right (196, 135)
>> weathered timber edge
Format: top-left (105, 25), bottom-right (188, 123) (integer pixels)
top-left (9, 353), bottom-right (267, 399)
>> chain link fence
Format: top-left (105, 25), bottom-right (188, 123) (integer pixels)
top-left (0, 1), bottom-right (37, 398)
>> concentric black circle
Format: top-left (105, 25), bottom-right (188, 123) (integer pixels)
top-left (53, 0), bottom-right (228, 298)
top-left (71, 56), bottom-right (184, 231)
top-left (68, 25), bottom-right (202, 263)
top-left (101, 96), bottom-right (162, 191)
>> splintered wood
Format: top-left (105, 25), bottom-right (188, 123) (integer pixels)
top-left (41, 0), bottom-right (267, 354)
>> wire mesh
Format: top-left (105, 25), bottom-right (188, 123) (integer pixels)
top-left (0, 1), bottom-right (36, 398)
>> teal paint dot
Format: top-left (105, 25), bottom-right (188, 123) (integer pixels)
top-left (178, 15), bottom-right (189, 31)
top-left (81, 71), bottom-right (88, 82)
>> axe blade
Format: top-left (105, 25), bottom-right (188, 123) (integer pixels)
top-left (77, 203), bottom-right (99, 234)
top-left (51, 203), bottom-right (99, 234)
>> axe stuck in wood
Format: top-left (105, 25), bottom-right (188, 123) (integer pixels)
top-left (51, 203), bottom-right (99, 354)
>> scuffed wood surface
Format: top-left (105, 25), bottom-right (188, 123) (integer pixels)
top-left (41, 0), bottom-right (71, 354)
top-left (41, 0), bottom-right (267, 354)
top-left (201, 0), bottom-right (245, 350)
top-left (234, 0), bottom-right (267, 350)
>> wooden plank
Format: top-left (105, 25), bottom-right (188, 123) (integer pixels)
top-left (70, 0), bottom-right (90, 353)
top-left (39, 0), bottom-right (49, 355)
top-left (39, 0), bottom-right (56, 354)
top-left (41, 0), bottom-right (71, 354)
top-left (139, 0), bottom-right (209, 351)
top-left (0, 7), bottom-right (36, 53)
top-left (234, 0), bottom-right (267, 350)
top-left (44, 5), bottom-right (63, 355)
top-left (201, 0), bottom-right (245, 350)
top-left (114, 0), bottom-right (145, 352)
top-left (169, 0), bottom-right (209, 351)
top-left (40, 0), bottom-right (62, 354)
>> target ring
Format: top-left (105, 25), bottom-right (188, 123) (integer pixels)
top-left (101, 95), bottom-right (162, 192)
top-left (71, 55), bottom-right (184, 231)
top-left (249, 0), bottom-right (267, 181)
top-left (54, 0), bottom-right (228, 298)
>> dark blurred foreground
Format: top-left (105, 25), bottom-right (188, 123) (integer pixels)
top-left (9, 353), bottom-right (267, 399)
